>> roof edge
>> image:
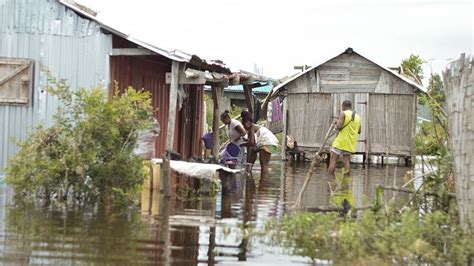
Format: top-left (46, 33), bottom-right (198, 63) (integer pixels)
top-left (271, 48), bottom-right (426, 96)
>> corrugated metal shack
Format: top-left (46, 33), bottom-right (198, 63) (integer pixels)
top-left (0, 0), bottom-right (112, 174)
top-left (0, 0), bottom-right (268, 174)
top-left (264, 48), bottom-right (424, 164)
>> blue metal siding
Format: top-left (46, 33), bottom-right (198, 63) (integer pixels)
top-left (224, 82), bottom-right (273, 94)
top-left (0, 0), bottom-right (112, 174)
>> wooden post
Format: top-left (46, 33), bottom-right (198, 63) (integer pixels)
top-left (365, 93), bottom-right (370, 165)
top-left (243, 84), bottom-right (254, 117)
top-left (161, 60), bottom-right (180, 197)
top-left (211, 86), bottom-right (224, 157)
top-left (384, 95), bottom-right (389, 165)
top-left (140, 164), bottom-right (153, 214)
top-left (442, 53), bottom-right (474, 232)
top-left (157, 193), bottom-right (171, 264)
top-left (281, 99), bottom-right (288, 161)
top-left (410, 94), bottom-right (417, 166)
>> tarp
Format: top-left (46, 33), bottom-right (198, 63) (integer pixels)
top-left (150, 159), bottom-right (242, 181)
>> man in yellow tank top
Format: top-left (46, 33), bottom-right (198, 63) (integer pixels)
top-left (328, 100), bottom-right (361, 179)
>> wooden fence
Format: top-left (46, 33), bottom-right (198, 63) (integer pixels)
top-left (443, 53), bottom-right (474, 231)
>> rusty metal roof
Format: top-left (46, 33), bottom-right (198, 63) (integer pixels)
top-left (58, 1), bottom-right (239, 75)
top-left (59, 0), bottom-right (193, 62)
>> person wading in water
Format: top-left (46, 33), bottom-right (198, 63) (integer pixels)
top-left (220, 110), bottom-right (247, 163)
top-left (328, 100), bottom-right (361, 179)
top-left (240, 111), bottom-right (279, 179)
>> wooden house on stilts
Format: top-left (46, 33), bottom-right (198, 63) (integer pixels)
top-left (264, 48), bottom-right (424, 164)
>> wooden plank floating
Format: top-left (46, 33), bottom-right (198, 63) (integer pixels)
top-left (378, 185), bottom-right (456, 198)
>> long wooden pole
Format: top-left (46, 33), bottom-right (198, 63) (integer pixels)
top-left (293, 123), bottom-right (335, 209)
top-left (211, 86), bottom-right (223, 157)
top-left (243, 84), bottom-right (254, 117)
top-left (161, 61), bottom-right (180, 197)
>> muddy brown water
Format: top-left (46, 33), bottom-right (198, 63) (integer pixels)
top-left (0, 157), bottom-right (413, 265)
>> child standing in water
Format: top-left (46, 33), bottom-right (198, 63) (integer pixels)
top-left (240, 111), bottom-right (279, 178)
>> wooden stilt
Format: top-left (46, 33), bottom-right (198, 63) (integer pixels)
top-left (365, 93), bottom-right (370, 168)
top-left (383, 95), bottom-right (389, 167)
top-left (243, 84), bottom-right (254, 117)
top-left (211, 86), bottom-right (224, 158)
top-left (160, 61), bottom-right (181, 198)
top-left (220, 172), bottom-right (232, 218)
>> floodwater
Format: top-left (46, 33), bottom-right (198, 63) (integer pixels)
top-left (0, 156), bottom-right (413, 265)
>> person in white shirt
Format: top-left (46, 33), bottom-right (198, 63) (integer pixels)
top-left (220, 110), bottom-right (247, 163)
top-left (240, 111), bottom-right (279, 178)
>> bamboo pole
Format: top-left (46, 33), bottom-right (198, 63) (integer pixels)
top-left (293, 123), bottom-right (336, 209)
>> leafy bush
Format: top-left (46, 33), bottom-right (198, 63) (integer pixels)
top-left (264, 210), bottom-right (473, 264)
top-left (401, 54), bottom-right (424, 78)
top-left (416, 120), bottom-right (446, 155)
top-left (6, 79), bottom-right (153, 204)
top-left (416, 73), bottom-right (448, 156)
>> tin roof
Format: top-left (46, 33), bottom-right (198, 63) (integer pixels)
top-left (59, 1), bottom-right (276, 80)
top-left (59, 1), bottom-right (193, 62)
top-left (270, 48), bottom-right (426, 97)
top-left (59, 0), bottom-right (233, 74)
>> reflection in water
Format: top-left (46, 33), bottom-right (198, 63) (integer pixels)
top-left (2, 205), bottom-right (154, 264)
top-left (330, 173), bottom-right (355, 209)
top-left (0, 158), bottom-right (412, 264)
top-left (283, 161), bottom-right (411, 210)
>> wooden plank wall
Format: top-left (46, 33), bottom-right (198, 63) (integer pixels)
top-left (287, 93), bottom-right (332, 149)
top-left (374, 70), bottom-right (414, 94)
top-left (319, 53), bottom-right (381, 93)
top-left (0, 58), bottom-right (33, 104)
top-left (286, 70), bottom-right (319, 93)
top-left (284, 52), bottom-right (417, 157)
top-left (442, 54), bottom-right (474, 231)
top-left (368, 94), bottom-right (415, 156)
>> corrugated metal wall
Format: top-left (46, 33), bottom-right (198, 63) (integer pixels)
top-left (176, 85), bottom-right (204, 159)
top-left (110, 55), bottom-right (204, 160)
top-left (0, 0), bottom-right (112, 173)
top-left (110, 55), bottom-right (173, 158)
top-left (287, 93), bottom-right (333, 149)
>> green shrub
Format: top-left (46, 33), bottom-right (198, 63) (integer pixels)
top-left (263, 210), bottom-right (473, 264)
top-left (6, 79), bottom-right (153, 204)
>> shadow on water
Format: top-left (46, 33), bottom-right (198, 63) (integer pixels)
top-left (0, 157), bottom-right (412, 265)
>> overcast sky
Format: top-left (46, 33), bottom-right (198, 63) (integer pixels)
top-left (78, 0), bottom-right (472, 82)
